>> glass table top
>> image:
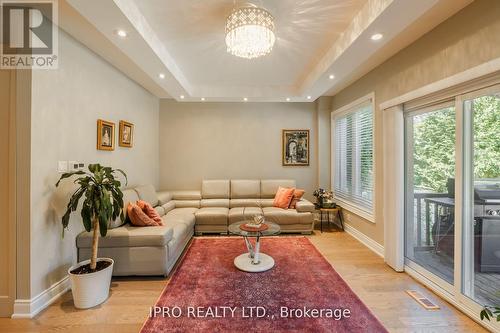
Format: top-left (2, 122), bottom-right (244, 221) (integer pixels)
top-left (228, 221), bottom-right (281, 237)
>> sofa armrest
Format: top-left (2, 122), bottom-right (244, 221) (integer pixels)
top-left (157, 191), bottom-right (173, 205)
top-left (295, 199), bottom-right (315, 213)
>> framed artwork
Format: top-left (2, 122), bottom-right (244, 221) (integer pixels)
top-left (119, 120), bottom-right (134, 148)
top-left (282, 129), bottom-right (310, 166)
top-left (97, 119), bottom-right (115, 151)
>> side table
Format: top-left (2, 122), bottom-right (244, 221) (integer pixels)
top-left (318, 207), bottom-right (344, 232)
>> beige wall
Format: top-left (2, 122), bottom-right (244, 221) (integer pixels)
top-left (159, 100), bottom-right (318, 200)
top-left (29, 30), bottom-right (160, 298)
top-left (331, 0), bottom-right (500, 244)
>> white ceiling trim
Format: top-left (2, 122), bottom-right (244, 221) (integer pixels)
top-left (61, 0), bottom-right (473, 102)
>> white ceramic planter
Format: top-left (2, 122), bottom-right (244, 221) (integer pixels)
top-left (68, 258), bottom-right (114, 309)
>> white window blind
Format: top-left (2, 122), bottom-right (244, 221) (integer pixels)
top-left (333, 100), bottom-right (374, 213)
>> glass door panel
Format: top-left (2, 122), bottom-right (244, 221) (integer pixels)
top-left (405, 105), bottom-right (456, 284)
top-left (462, 90), bottom-right (500, 307)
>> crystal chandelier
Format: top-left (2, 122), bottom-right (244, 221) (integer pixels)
top-left (225, 4), bottom-right (275, 59)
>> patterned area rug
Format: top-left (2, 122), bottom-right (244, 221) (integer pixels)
top-left (141, 237), bottom-right (387, 332)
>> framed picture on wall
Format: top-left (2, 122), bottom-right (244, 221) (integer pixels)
top-left (97, 119), bottom-right (115, 151)
top-left (282, 129), bottom-right (310, 166)
top-left (119, 120), bottom-right (134, 148)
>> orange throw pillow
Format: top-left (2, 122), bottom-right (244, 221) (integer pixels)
top-left (273, 187), bottom-right (295, 209)
top-left (127, 203), bottom-right (159, 227)
top-left (137, 200), bottom-right (164, 226)
top-left (289, 189), bottom-right (305, 209)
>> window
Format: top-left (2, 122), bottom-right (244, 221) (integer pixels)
top-left (332, 95), bottom-right (374, 219)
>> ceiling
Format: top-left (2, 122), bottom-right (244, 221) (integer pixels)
top-left (60, 0), bottom-right (473, 102)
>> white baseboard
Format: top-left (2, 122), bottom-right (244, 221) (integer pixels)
top-left (12, 276), bottom-right (70, 319)
top-left (344, 223), bottom-right (384, 258)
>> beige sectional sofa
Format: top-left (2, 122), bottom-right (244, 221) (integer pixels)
top-left (76, 179), bottom-right (314, 276)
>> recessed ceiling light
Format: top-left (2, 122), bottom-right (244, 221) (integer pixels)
top-left (371, 33), bottom-right (383, 41)
top-left (180, 95), bottom-right (185, 99)
top-left (307, 96), bottom-right (312, 100)
top-left (201, 97), bottom-right (205, 101)
top-left (115, 29), bottom-right (127, 38)
top-left (286, 97), bottom-right (291, 102)
top-left (243, 97), bottom-right (248, 101)
top-left (329, 74), bottom-right (335, 80)
top-left (159, 73), bottom-right (165, 79)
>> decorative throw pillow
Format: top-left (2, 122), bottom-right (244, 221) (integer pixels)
top-left (289, 189), bottom-right (305, 209)
top-left (273, 187), bottom-right (295, 209)
top-left (137, 200), bottom-right (164, 225)
top-left (127, 203), bottom-right (159, 227)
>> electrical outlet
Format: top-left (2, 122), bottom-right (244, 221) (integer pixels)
top-left (345, 213), bottom-right (351, 222)
top-left (68, 161), bottom-right (79, 171)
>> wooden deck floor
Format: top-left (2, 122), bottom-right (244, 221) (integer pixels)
top-left (0, 225), bottom-right (489, 332)
top-left (414, 250), bottom-right (500, 306)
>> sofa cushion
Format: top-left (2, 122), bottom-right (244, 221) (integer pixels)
top-left (230, 180), bottom-right (260, 199)
top-left (201, 199), bottom-right (230, 208)
top-left (174, 200), bottom-right (200, 208)
top-left (295, 199), bottom-right (315, 213)
top-left (171, 191), bottom-right (201, 200)
top-left (167, 207), bottom-right (198, 216)
top-left (273, 187), bottom-right (295, 209)
top-left (109, 188), bottom-right (138, 229)
top-left (128, 203), bottom-right (161, 227)
top-left (76, 224), bottom-right (173, 248)
top-left (289, 189), bottom-right (305, 209)
top-left (137, 200), bottom-right (164, 224)
top-left (261, 179), bottom-right (296, 198)
top-left (162, 201), bottom-right (175, 214)
top-left (202, 180), bottom-right (230, 199)
top-left (154, 206), bottom-right (166, 217)
top-left (135, 185), bottom-right (159, 207)
top-left (259, 199), bottom-right (274, 207)
top-left (157, 191), bottom-right (173, 205)
top-left (195, 207), bottom-right (229, 225)
top-left (163, 213), bottom-right (195, 229)
top-left (229, 198), bottom-right (261, 208)
top-left (228, 207), bottom-right (263, 224)
top-left (263, 207), bottom-right (312, 225)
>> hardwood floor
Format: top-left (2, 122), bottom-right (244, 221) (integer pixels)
top-left (0, 226), bottom-right (488, 333)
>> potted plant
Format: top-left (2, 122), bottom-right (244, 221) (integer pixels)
top-left (56, 164), bottom-right (126, 309)
top-left (313, 188), bottom-right (335, 208)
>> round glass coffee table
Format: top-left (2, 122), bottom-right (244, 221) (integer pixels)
top-left (228, 221), bottom-right (281, 272)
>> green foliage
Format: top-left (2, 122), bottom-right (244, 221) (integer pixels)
top-left (472, 96), bottom-right (500, 179)
top-left (413, 96), bottom-right (500, 193)
top-left (480, 305), bottom-right (500, 322)
top-left (55, 164), bottom-right (127, 238)
top-left (413, 107), bottom-right (456, 193)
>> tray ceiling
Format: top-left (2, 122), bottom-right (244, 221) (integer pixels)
top-left (62, 0), bottom-right (472, 102)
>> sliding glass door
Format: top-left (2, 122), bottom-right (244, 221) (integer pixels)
top-left (405, 103), bottom-right (456, 286)
top-left (404, 83), bottom-right (500, 326)
top-left (461, 87), bottom-right (500, 307)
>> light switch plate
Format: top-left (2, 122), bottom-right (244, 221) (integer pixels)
top-left (57, 161), bottom-right (68, 173)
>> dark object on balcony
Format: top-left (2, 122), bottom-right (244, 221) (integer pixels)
top-left (475, 216), bottom-right (500, 273)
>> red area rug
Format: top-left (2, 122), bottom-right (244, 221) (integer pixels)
top-left (141, 237), bottom-right (387, 333)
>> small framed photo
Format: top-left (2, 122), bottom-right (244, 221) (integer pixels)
top-left (97, 119), bottom-right (115, 151)
top-left (282, 129), bottom-right (310, 166)
top-left (119, 120), bottom-right (134, 148)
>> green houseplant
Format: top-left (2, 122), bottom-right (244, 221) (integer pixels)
top-left (56, 163), bottom-right (126, 308)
